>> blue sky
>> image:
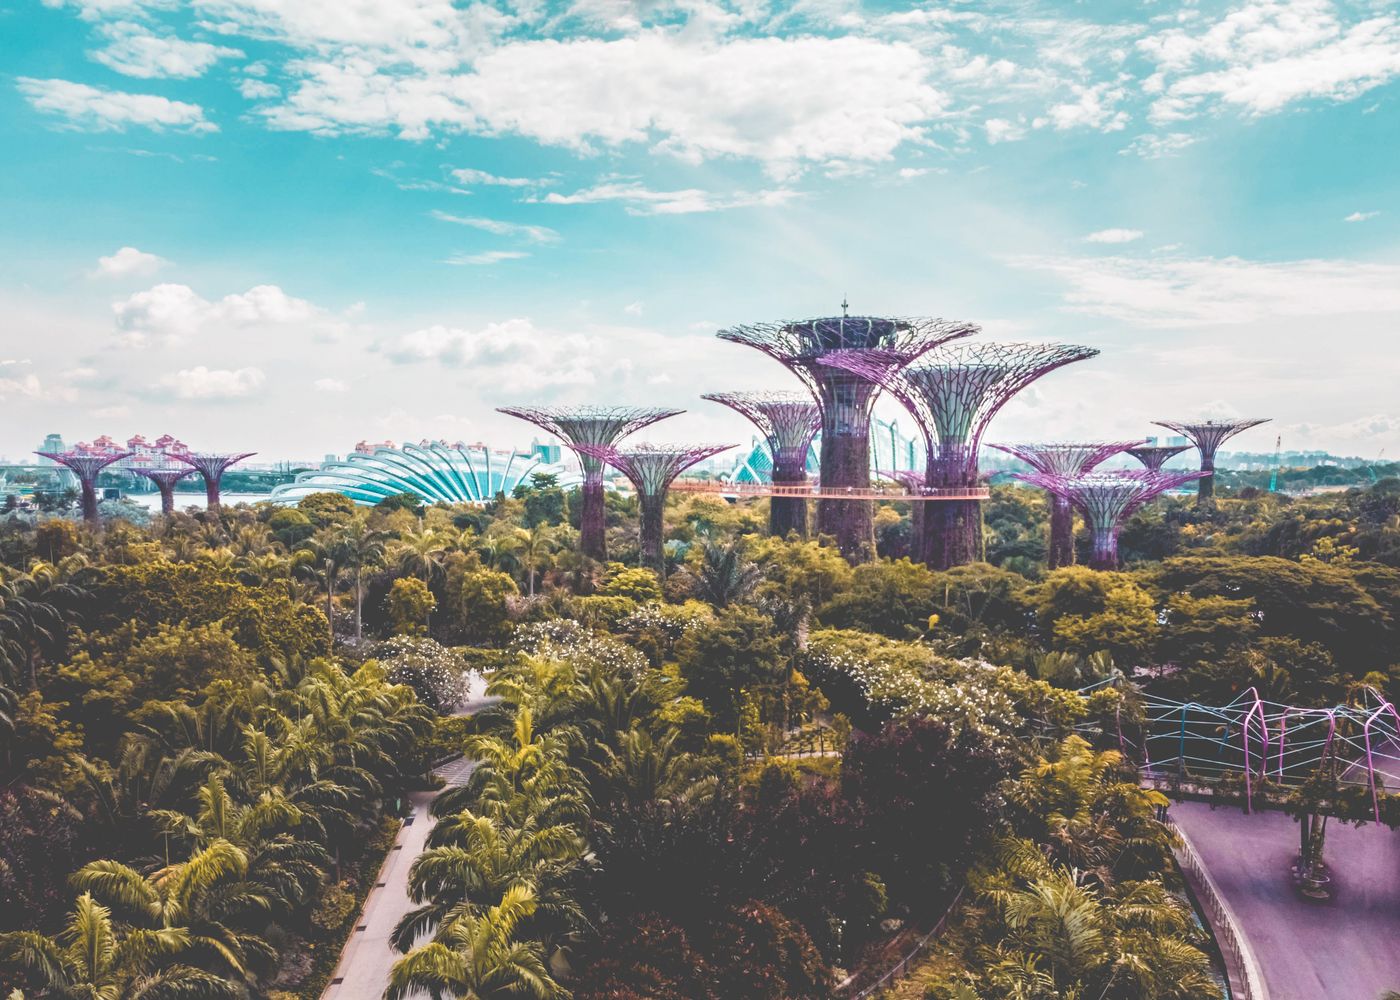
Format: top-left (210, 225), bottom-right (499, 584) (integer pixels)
top-left (2, 0), bottom-right (1398, 462)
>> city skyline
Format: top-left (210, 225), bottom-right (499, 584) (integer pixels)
top-left (3, 0), bottom-right (1398, 460)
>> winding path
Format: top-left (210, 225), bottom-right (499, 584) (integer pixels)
top-left (1172, 800), bottom-right (1400, 1000)
top-left (321, 677), bottom-right (496, 1000)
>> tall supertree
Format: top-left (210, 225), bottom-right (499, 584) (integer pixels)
top-left (579, 443), bottom-right (732, 575)
top-left (826, 341), bottom-right (1098, 568)
top-left (1125, 444), bottom-right (1190, 472)
top-left (175, 452), bottom-right (256, 515)
top-left (133, 465), bottom-right (199, 515)
top-left (991, 441), bottom-right (1142, 569)
top-left (1016, 470), bottom-right (1206, 570)
top-left (33, 448), bottom-right (133, 527)
top-left (498, 406), bottom-right (682, 560)
top-left (1152, 418), bottom-right (1270, 505)
top-left (717, 315), bottom-right (977, 561)
top-left (702, 391), bottom-right (820, 538)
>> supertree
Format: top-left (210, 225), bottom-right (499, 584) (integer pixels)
top-left (1016, 470), bottom-right (1205, 570)
top-left (991, 441), bottom-right (1142, 569)
top-left (578, 443), bottom-right (733, 575)
top-left (174, 452), bottom-right (256, 515)
top-left (717, 315), bottom-right (977, 561)
top-left (1125, 444), bottom-right (1191, 472)
top-left (34, 447), bottom-right (133, 527)
top-left (826, 341), bottom-right (1098, 568)
top-left (1153, 418), bottom-right (1271, 504)
top-left (702, 391), bottom-right (820, 538)
top-left (132, 465), bottom-right (199, 515)
top-left (497, 406), bottom-right (682, 560)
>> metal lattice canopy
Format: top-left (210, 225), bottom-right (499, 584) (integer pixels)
top-left (578, 443), bottom-right (734, 496)
top-left (1152, 418), bottom-right (1271, 462)
top-left (826, 341), bottom-right (1100, 484)
top-left (880, 469), bottom-right (929, 493)
top-left (1019, 469), bottom-right (1204, 525)
top-left (991, 441), bottom-right (1144, 477)
top-left (702, 392), bottom-right (820, 471)
top-left (716, 316), bottom-right (978, 436)
top-left (497, 405), bottom-right (683, 478)
top-left (174, 451), bottom-right (257, 479)
top-left (36, 449), bottom-right (133, 480)
top-left (134, 466), bottom-right (199, 486)
top-left (1126, 444), bottom-right (1191, 472)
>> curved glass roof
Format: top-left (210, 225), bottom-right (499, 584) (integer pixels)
top-left (270, 441), bottom-right (580, 506)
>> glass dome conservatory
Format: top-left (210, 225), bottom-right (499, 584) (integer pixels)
top-left (270, 440), bottom-right (579, 506)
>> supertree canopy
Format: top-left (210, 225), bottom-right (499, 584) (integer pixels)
top-left (498, 406), bottom-right (682, 561)
top-left (1126, 443), bottom-right (1191, 472)
top-left (579, 443), bottom-right (732, 574)
top-left (826, 341), bottom-right (1098, 568)
top-left (991, 441), bottom-right (1142, 569)
top-left (174, 452), bottom-right (256, 514)
top-left (717, 315), bottom-right (977, 561)
top-left (34, 447), bottom-right (133, 526)
top-left (133, 465), bottom-right (199, 515)
top-left (703, 391), bottom-right (820, 538)
top-left (1153, 418), bottom-right (1271, 504)
top-left (1017, 469), bottom-right (1205, 570)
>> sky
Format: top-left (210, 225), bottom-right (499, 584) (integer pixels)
top-left (1, 0), bottom-right (1399, 463)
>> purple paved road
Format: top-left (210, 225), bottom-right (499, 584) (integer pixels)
top-left (1171, 800), bottom-right (1400, 1000)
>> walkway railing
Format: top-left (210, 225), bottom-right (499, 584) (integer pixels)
top-left (836, 888), bottom-right (965, 999)
top-left (669, 479), bottom-right (990, 502)
top-left (1166, 817), bottom-right (1268, 1000)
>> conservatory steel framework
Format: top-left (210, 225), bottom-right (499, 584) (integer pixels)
top-left (270, 441), bottom-right (577, 507)
top-left (717, 315), bottom-right (978, 562)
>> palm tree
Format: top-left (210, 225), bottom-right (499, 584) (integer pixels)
top-left (693, 539), bottom-right (761, 607)
top-left (394, 525), bottom-right (450, 584)
top-left (515, 525), bottom-right (562, 598)
top-left (0, 565), bottom-right (84, 692)
top-left (386, 885), bottom-right (565, 1000)
top-left (332, 518), bottom-right (388, 642)
top-left (434, 708), bottom-right (583, 824)
top-left (0, 893), bottom-right (236, 1000)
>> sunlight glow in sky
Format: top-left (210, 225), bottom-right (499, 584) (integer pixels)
top-left (2, 0), bottom-right (1398, 460)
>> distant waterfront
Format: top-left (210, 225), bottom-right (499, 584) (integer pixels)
top-left (121, 492), bottom-right (276, 511)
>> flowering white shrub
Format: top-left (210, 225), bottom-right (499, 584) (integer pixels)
top-left (377, 635), bottom-right (472, 714)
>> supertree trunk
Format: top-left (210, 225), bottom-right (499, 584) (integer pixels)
top-left (1196, 456), bottom-right (1216, 505)
top-left (818, 432), bottom-right (874, 562)
top-left (908, 500), bottom-right (926, 563)
top-left (1048, 496), bottom-right (1075, 569)
top-left (770, 465), bottom-right (809, 538)
top-left (78, 481), bottom-right (100, 527)
top-left (1088, 528), bottom-right (1119, 570)
top-left (156, 480), bottom-right (177, 515)
top-left (204, 477), bottom-right (222, 515)
top-left (927, 499), bottom-right (981, 570)
top-left (638, 494), bottom-right (666, 575)
top-left (580, 474), bottom-right (608, 561)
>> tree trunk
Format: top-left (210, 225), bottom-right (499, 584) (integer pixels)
top-left (580, 474), bottom-right (607, 561)
top-left (817, 432), bottom-right (874, 563)
top-left (204, 476), bottom-right (221, 517)
top-left (354, 567), bottom-right (363, 641)
top-left (1196, 456), bottom-right (1216, 506)
top-left (925, 499), bottom-right (982, 569)
top-left (639, 494), bottom-right (666, 576)
top-left (769, 463), bottom-right (809, 538)
top-left (157, 480), bottom-right (177, 516)
top-left (79, 480), bottom-right (100, 528)
top-left (325, 561), bottom-right (335, 645)
top-left (1048, 496), bottom-right (1075, 569)
top-left (1087, 528), bottom-right (1119, 570)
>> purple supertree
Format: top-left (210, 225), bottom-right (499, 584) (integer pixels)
top-left (1016, 469), bottom-right (1206, 570)
top-left (991, 441), bottom-right (1143, 569)
top-left (1153, 418), bottom-right (1271, 505)
top-left (498, 406), bottom-right (682, 561)
top-left (826, 341), bottom-right (1098, 568)
top-left (34, 448), bottom-right (133, 526)
top-left (703, 391), bottom-right (820, 538)
top-left (1125, 444), bottom-right (1191, 472)
top-left (174, 452), bottom-right (256, 515)
top-left (717, 315), bottom-right (977, 562)
top-left (132, 465), bottom-right (199, 515)
top-left (579, 443), bottom-right (733, 575)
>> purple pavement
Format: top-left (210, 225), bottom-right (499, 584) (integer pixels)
top-left (1171, 800), bottom-right (1400, 1000)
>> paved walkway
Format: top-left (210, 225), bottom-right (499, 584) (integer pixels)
top-left (1172, 800), bottom-right (1400, 1000)
top-left (322, 674), bottom-right (494, 1000)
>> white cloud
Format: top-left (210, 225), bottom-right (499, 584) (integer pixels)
top-left (450, 167), bottom-right (543, 187)
top-left (984, 117), bottom-right (1026, 143)
top-left (537, 181), bottom-right (799, 215)
top-left (18, 77), bottom-right (216, 133)
top-left (428, 209), bottom-right (559, 243)
top-left (113, 282), bottom-right (332, 345)
top-left (1344, 210), bottom-right (1380, 222)
top-left (380, 318), bottom-right (597, 389)
top-left (0, 374), bottom-right (52, 402)
top-left (623, 301), bottom-right (643, 316)
top-left (94, 245), bottom-right (167, 277)
top-left (239, 78), bottom-right (281, 99)
top-left (1083, 228), bottom-right (1144, 244)
top-left (896, 167), bottom-right (929, 179)
top-left (91, 23), bottom-right (242, 78)
top-left (1119, 132), bottom-right (1196, 158)
top-left (443, 250), bottom-right (530, 265)
top-left (1015, 253), bottom-right (1400, 327)
top-left (158, 365), bottom-right (266, 400)
top-left (1034, 81), bottom-right (1129, 132)
top-left (313, 377), bottom-right (348, 392)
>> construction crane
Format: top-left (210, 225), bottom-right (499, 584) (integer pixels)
top-left (1367, 447), bottom-right (1386, 484)
top-left (1268, 435), bottom-right (1282, 492)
